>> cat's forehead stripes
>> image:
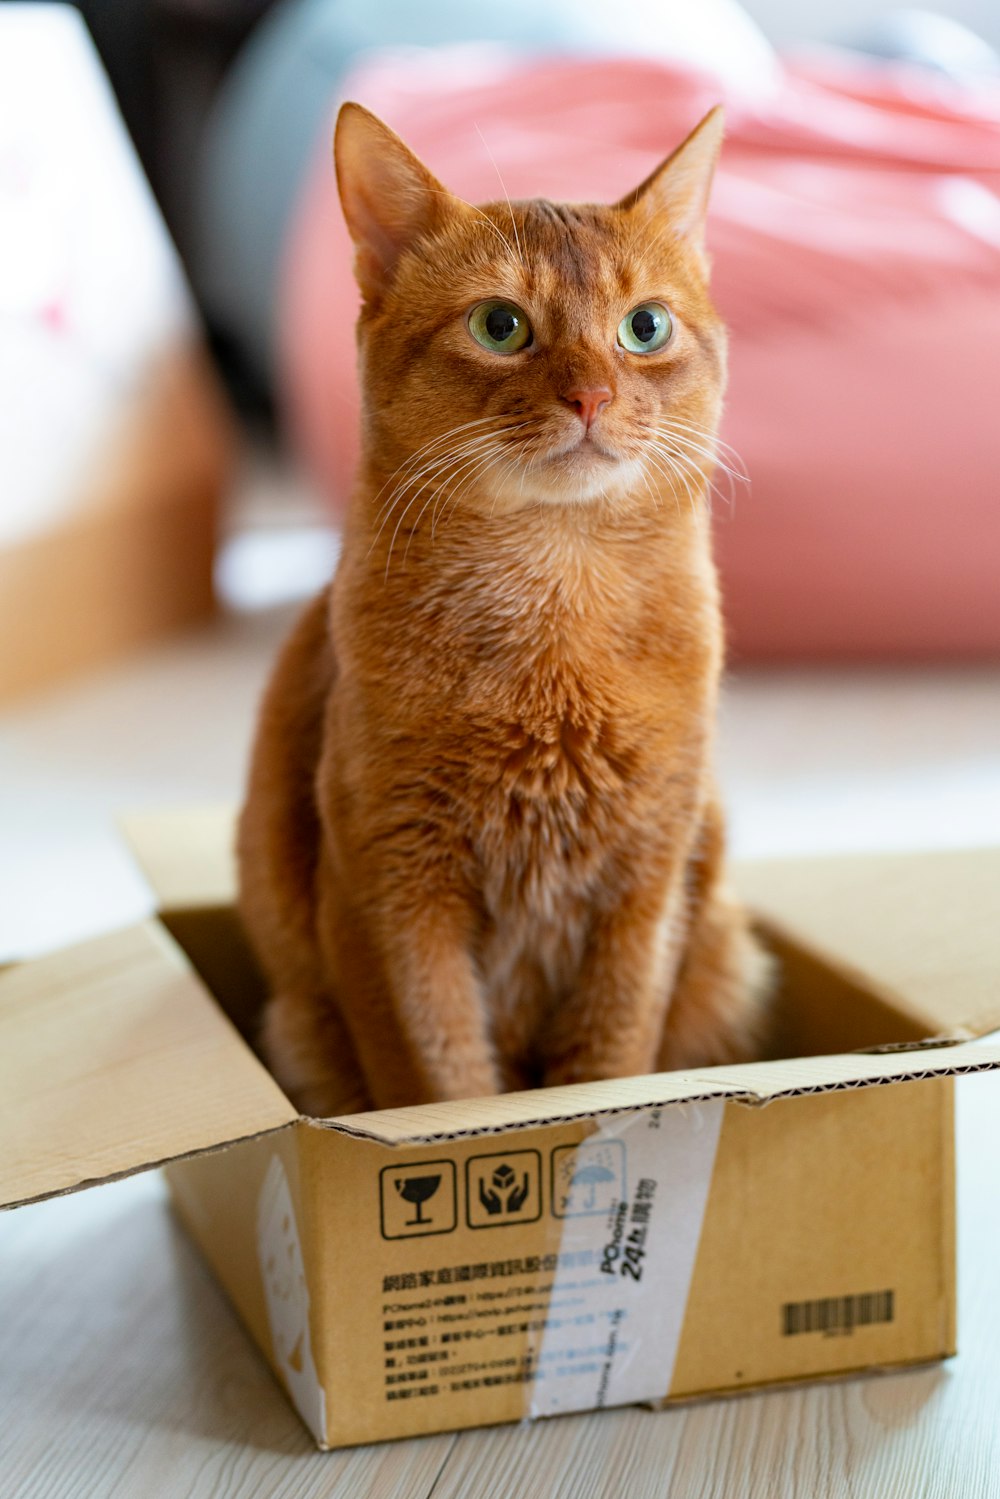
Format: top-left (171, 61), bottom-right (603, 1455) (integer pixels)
top-left (515, 201), bottom-right (610, 292)
top-left (456, 199), bottom-right (697, 326)
top-left (476, 199), bottom-right (637, 295)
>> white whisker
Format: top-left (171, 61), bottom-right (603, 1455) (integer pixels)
top-left (650, 420), bottom-right (750, 484)
top-left (425, 185), bottom-right (521, 267)
top-left (444, 441), bottom-right (528, 531)
top-left (639, 416), bottom-right (750, 519)
top-left (635, 464), bottom-right (662, 513)
top-left (657, 432), bottom-right (742, 513)
top-left (373, 426), bottom-right (511, 531)
top-left (643, 448), bottom-right (688, 518)
top-left (661, 438), bottom-right (728, 514)
top-left (370, 431), bottom-right (503, 558)
top-left (368, 417), bottom-right (500, 536)
top-left (376, 423), bottom-right (531, 575)
top-left (475, 124), bottom-right (524, 271)
top-left (662, 418), bottom-right (749, 477)
top-left (381, 437), bottom-right (503, 573)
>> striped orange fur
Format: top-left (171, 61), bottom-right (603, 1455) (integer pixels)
top-left (237, 103), bottom-right (771, 1114)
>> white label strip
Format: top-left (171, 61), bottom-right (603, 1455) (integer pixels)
top-left (529, 1101), bottom-right (724, 1417)
top-left (256, 1154), bottom-right (328, 1443)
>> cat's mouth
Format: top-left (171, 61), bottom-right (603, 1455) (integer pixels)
top-left (516, 432), bottom-right (646, 504)
top-left (487, 428), bottom-right (643, 506)
top-left (546, 433), bottom-right (622, 467)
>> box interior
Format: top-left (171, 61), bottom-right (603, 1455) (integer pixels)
top-left (157, 903), bottom-right (929, 1091)
top-left (124, 811), bottom-right (1000, 1110)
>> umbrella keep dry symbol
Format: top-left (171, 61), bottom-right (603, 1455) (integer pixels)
top-left (551, 1141), bottom-right (626, 1218)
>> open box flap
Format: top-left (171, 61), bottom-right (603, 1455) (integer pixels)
top-left (120, 805), bottom-right (237, 911)
top-left (0, 921), bottom-right (298, 1210)
top-left (735, 847), bottom-right (1000, 1041)
top-left (316, 1038), bottom-right (1000, 1145)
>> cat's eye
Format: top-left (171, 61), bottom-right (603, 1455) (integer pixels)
top-left (618, 302), bottom-right (673, 354)
top-left (468, 300), bottom-right (532, 354)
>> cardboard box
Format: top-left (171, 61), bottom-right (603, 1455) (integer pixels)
top-left (2, 810), bottom-right (999, 1450)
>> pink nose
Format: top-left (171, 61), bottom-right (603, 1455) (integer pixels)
top-left (562, 386), bottom-right (612, 431)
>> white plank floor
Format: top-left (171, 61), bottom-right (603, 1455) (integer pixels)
top-left (2, 581), bottom-right (1000, 1497)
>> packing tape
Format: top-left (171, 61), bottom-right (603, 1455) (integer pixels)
top-left (256, 1153), bottom-right (328, 1443)
top-left (528, 1100), bottom-right (725, 1417)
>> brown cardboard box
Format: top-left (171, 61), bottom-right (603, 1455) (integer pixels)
top-left (2, 809), bottom-right (999, 1450)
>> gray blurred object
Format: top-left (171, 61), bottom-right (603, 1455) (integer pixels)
top-left (66, 1), bottom-right (277, 265)
top-left (849, 8), bottom-right (1000, 81)
top-left (192, 0), bottom-right (775, 400)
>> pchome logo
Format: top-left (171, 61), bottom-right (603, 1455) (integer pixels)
top-left (600, 1202), bottom-right (629, 1275)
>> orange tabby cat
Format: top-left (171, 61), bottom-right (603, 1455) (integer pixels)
top-left (237, 102), bottom-right (770, 1116)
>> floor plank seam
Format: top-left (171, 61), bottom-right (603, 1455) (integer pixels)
top-left (424, 1434), bottom-right (461, 1499)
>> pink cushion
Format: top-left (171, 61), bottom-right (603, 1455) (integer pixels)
top-left (278, 47), bottom-right (1000, 660)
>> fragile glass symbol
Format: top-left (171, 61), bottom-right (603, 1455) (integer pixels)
top-left (395, 1173), bottom-right (442, 1225)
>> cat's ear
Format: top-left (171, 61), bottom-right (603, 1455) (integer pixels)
top-left (335, 103), bottom-right (462, 300)
top-left (615, 106), bottom-right (724, 254)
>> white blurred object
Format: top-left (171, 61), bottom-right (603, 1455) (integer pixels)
top-left (0, 4), bottom-right (194, 548)
top-left (559, 0), bottom-right (779, 88)
top-left (850, 8), bottom-right (1000, 80)
top-left (214, 441), bottom-right (339, 612)
top-left (216, 526), bottom-right (340, 611)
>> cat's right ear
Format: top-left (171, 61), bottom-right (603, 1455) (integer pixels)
top-left (614, 106), bottom-right (725, 258)
top-left (335, 103), bottom-right (459, 302)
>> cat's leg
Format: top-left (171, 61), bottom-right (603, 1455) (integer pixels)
top-left (656, 798), bottom-right (774, 1071)
top-left (237, 589), bottom-right (364, 1112)
top-left (655, 885), bottom-right (773, 1071)
top-left (541, 798), bottom-right (772, 1086)
top-left (541, 867), bottom-right (691, 1087)
top-left (320, 870), bottom-right (503, 1109)
top-left (262, 988), bottom-right (370, 1117)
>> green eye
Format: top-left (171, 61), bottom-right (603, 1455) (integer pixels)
top-left (468, 300), bottom-right (532, 354)
top-left (618, 302), bottom-right (673, 354)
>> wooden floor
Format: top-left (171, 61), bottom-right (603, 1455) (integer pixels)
top-left (2, 1069), bottom-right (999, 1498)
top-left (3, 569), bottom-right (1000, 1496)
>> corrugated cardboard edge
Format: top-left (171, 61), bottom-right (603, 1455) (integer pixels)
top-left (940, 1079), bottom-right (958, 1359)
top-left (310, 1042), bottom-right (1000, 1146)
top-left (0, 1120), bottom-right (298, 1214)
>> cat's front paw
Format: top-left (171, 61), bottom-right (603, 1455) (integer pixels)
top-left (426, 1058), bottom-right (504, 1103)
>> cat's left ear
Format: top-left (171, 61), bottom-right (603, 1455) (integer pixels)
top-left (615, 106), bottom-right (725, 255)
top-left (335, 102), bottom-right (466, 302)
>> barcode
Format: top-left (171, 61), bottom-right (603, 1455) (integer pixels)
top-left (781, 1290), bottom-right (894, 1337)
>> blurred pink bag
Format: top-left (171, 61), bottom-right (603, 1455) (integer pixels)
top-left (279, 47), bottom-right (1000, 660)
